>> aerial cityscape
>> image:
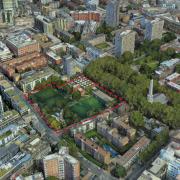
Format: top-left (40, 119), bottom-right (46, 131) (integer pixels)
top-left (0, 0), bottom-right (179, 180)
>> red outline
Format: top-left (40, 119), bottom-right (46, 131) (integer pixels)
top-left (24, 75), bottom-right (127, 135)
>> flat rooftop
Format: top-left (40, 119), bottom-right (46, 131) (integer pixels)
top-left (7, 32), bottom-right (37, 48)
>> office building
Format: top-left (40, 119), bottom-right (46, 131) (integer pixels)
top-left (0, 0), bottom-right (18, 24)
top-left (63, 55), bottom-right (81, 77)
top-left (43, 154), bottom-right (65, 179)
top-left (6, 32), bottom-right (40, 57)
top-left (64, 155), bottom-right (80, 180)
top-left (145, 18), bottom-right (164, 41)
top-left (115, 30), bottom-right (136, 56)
top-left (34, 15), bottom-right (54, 34)
top-left (160, 142), bottom-right (180, 180)
top-left (106, 0), bottom-right (120, 27)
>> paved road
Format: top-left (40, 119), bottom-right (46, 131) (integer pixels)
top-left (78, 153), bottom-right (117, 180)
top-left (7, 79), bottom-right (60, 143)
top-left (125, 152), bottom-right (160, 180)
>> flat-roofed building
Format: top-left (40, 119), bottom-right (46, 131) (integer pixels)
top-left (74, 133), bottom-right (111, 164)
top-left (0, 79), bottom-right (29, 115)
top-left (0, 41), bottom-right (13, 62)
top-left (93, 89), bottom-right (114, 106)
top-left (138, 170), bottom-right (161, 180)
top-left (149, 157), bottom-right (167, 179)
top-left (19, 67), bottom-right (58, 92)
top-left (115, 30), bottom-right (136, 56)
top-left (97, 121), bottom-right (129, 148)
top-left (145, 18), bottom-right (164, 41)
top-left (64, 154), bottom-right (80, 180)
top-left (116, 136), bottom-right (150, 169)
top-left (43, 154), bottom-right (65, 179)
top-left (112, 116), bottom-right (136, 139)
top-left (6, 32), bottom-right (40, 57)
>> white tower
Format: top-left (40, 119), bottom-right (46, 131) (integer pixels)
top-left (147, 79), bottom-right (154, 103)
top-left (0, 95), bottom-right (4, 116)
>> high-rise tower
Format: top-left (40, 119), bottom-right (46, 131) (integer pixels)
top-left (106, 0), bottom-right (120, 27)
top-left (0, 0), bottom-right (18, 24)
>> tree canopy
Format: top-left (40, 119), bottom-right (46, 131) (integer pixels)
top-left (84, 56), bottom-right (180, 128)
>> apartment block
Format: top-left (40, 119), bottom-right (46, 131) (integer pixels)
top-left (97, 121), bottom-right (129, 148)
top-left (145, 18), bottom-right (164, 41)
top-left (115, 30), bottom-right (136, 56)
top-left (112, 116), bottom-right (136, 139)
top-left (43, 154), bottom-right (65, 179)
top-left (74, 133), bottom-right (110, 164)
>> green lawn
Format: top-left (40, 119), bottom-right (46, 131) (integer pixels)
top-left (30, 87), bottom-right (105, 124)
top-left (95, 42), bottom-right (110, 50)
top-left (30, 87), bottom-right (68, 110)
top-left (69, 96), bottom-right (105, 119)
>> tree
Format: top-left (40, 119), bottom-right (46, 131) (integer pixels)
top-left (72, 91), bottom-right (81, 100)
top-left (130, 111), bottom-right (144, 128)
top-left (46, 176), bottom-right (58, 180)
top-left (112, 165), bottom-right (127, 178)
top-left (73, 32), bottom-right (81, 41)
top-left (176, 64), bottom-right (180, 73)
top-left (51, 120), bottom-right (61, 129)
top-left (121, 51), bottom-right (134, 64)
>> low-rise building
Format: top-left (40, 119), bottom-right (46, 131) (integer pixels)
top-left (19, 67), bottom-right (58, 92)
top-left (165, 72), bottom-right (180, 92)
top-left (6, 32), bottom-right (40, 57)
top-left (116, 136), bottom-right (150, 169)
top-left (112, 116), bottom-right (136, 139)
top-left (138, 170), bottom-right (161, 180)
top-left (93, 89), bottom-right (114, 106)
top-left (23, 137), bottom-right (51, 160)
top-left (0, 79), bottom-right (29, 115)
top-left (155, 58), bottom-right (180, 79)
top-left (149, 157), bottom-right (167, 179)
top-left (74, 133), bottom-right (111, 164)
top-left (0, 41), bottom-right (13, 62)
top-left (70, 118), bottom-right (96, 136)
top-left (97, 121), bottom-right (129, 148)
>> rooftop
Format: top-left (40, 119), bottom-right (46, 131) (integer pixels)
top-left (7, 32), bottom-right (37, 48)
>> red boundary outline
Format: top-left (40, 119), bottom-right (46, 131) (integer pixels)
top-left (24, 74), bottom-right (127, 135)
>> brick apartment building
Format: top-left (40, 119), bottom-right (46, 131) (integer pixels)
top-left (74, 133), bottom-right (110, 164)
top-left (0, 52), bottom-right (47, 79)
top-left (6, 32), bottom-right (40, 57)
top-left (70, 11), bottom-right (101, 22)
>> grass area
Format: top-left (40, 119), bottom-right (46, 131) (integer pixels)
top-left (0, 168), bottom-right (11, 177)
top-left (30, 87), bottom-right (68, 112)
top-left (95, 42), bottom-right (110, 50)
top-left (69, 96), bottom-right (105, 119)
top-left (30, 87), bottom-right (105, 126)
top-left (0, 130), bottom-right (12, 140)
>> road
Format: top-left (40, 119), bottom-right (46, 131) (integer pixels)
top-left (6, 79), bottom-right (60, 143)
top-left (78, 153), bottom-right (117, 180)
top-left (125, 152), bottom-right (160, 180)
